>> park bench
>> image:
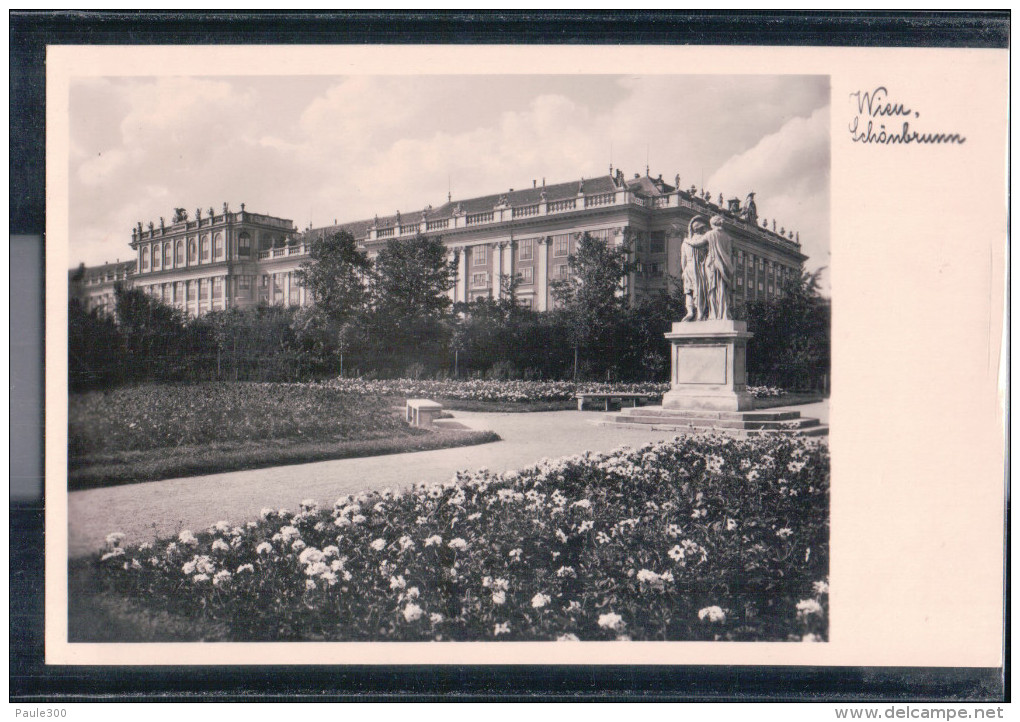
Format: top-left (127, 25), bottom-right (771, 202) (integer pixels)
top-left (575, 392), bottom-right (656, 411)
top-left (406, 398), bottom-right (443, 427)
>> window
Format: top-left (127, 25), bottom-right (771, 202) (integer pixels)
top-left (518, 266), bottom-right (534, 284)
top-left (518, 238), bottom-right (534, 261)
top-left (472, 272), bottom-right (488, 287)
top-left (151, 245), bottom-right (160, 269)
top-left (649, 231), bottom-right (666, 254)
top-left (141, 247), bottom-right (149, 270)
top-left (199, 279), bottom-right (209, 300)
top-left (238, 275), bottom-right (251, 290)
top-left (552, 234), bottom-right (569, 257)
top-left (188, 239), bottom-right (197, 263)
top-left (174, 282), bottom-right (184, 302)
top-left (212, 278), bottom-right (223, 299)
top-left (633, 232), bottom-right (645, 254)
top-left (588, 229), bottom-right (611, 243)
top-left (555, 264), bottom-right (568, 279)
top-left (737, 276), bottom-right (744, 287)
top-left (213, 233), bottom-right (224, 260)
top-left (262, 275), bottom-right (269, 288)
top-left (200, 235), bottom-right (210, 261)
top-left (238, 232), bottom-right (251, 257)
top-left (473, 245), bottom-right (487, 266)
top-left (175, 241), bottom-right (184, 265)
top-left (758, 282), bottom-right (764, 291)
top-left (164, 244), bottom-right (173, 267)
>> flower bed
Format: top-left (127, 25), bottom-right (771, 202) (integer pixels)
top-left (321, 378), bottom-right (671, 404)
top-left (70, 383), bottom-right (410, 457)
top-left (319, 378), bottom-right (786, 404)
top-left (88, 434), bottom-right (828, 642)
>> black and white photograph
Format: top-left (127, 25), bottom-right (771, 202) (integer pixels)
top-left (64, 72), bottom-right (832, 645)
top-left (28, 33), bottom-right (1005, 693)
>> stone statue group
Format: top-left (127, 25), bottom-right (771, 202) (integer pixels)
top-left (678, 214), bottom-right (733, 322)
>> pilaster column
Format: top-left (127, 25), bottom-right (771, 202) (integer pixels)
top-left (537, 236), bottom-right (550, 311)
top-left (502, 241), bottom-right (514, 301)
top-left (495, 241), bottom-right (510, 299)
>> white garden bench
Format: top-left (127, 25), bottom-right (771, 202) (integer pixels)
top-left (406, 399), bottom-right (443, 427)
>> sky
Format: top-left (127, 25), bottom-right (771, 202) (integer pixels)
top-left (69, 74), bottom-right (830, 287)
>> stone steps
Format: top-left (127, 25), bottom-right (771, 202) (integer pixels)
top-left (597, 404), bottom-right (829, 438)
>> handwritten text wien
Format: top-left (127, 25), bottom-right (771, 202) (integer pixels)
top-left (849, 87), bottom-right (965, 145)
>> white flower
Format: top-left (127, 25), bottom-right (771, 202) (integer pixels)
top-left (557, 633), bottom-right (580, 642)
top-left (213, 520), bottom-right (231, 534)
top-left (322, 545), bottom-right (340, 558)
top-left (492, 590), bottom-right (506, 605)
top-left (305, 579), bottom-right (317, 591)
top-left (405, 586), bottom-right (420, 599)
top-left (212, 570), bottom-right (231, 586)
top-left (492, 577), bottom-right (509, 591)
top-left (698, 606), bottom-right (726, 623)
top-left (370, 538), bottom-right (387, 551)
top-left (493, 622), bottom-right (511, 636)
top-left (211, 539), bottom-right (230, 553)
top-left (430, 613), bottom-right (444, 624)
top-left (236, 564), bottom-right (254, 574)
top-left (531, 593), bottom-right (551, 609)
top-left (598, 613), bottom-right (625, 631)
top-left (556, 566), bottom-right (576, 578)
top-left (812, 580), bottom-right (829, 596)
top-left (726, 518), bottom-right (738, 531)
top-left (389, 575), bottom-right (407, 590)
top-left (668, 545), bottom-right (685, 562)
top-left (291, 539), bottom-right (306, 552)
top-left (178, 530), bottom-right (198, 546)
top-left (351, 514), bottom-right (367, 524)
top-left (300, 499), bottom-right (318, 511)
top-left (555, 529), bottom-right (568, 543)
top-left (320, 570), bottom-right (338, 586)
top-left (138, 542), bottom-right (152, 551)
top-left (105, 532), bottom-right (126, 547)
top-left (398, 535), bottom-right (415, 551)
top-left (508, 548), bottom-right (523, 561)
top-left (776, 527), bottom-right (794, 539)
top-left (256, 542), bottom-right (272, 555)
top-left (402, 603), bottom-right (424, 622)
top-left (801, 633), bottom-right (822, 643)
top-left (279, 525), bottom-right (300, 542)
top-left (448, 538), bottom-right (468, 551)
top-left (298, 547), bottom-right (324, 565)
top-left (571, 499), bottom-right (591, 510)
top-left (100, 548), bottom-right (125, 561)
top-left (796, 599), bottom-right (823, 618)
top-left (193, 573), bottom-right (209, 583)
top-left (259, 508), bottom-right (274, 520)
top-left (424, 535), bottom-right (442, 547)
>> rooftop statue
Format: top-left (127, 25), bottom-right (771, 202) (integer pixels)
top-left (172, 208), bottom-right (188, 223)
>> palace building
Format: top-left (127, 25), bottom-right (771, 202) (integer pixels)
top-left (72, 168), bottom-right (808, 316)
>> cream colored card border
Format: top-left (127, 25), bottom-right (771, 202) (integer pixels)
top-left (44, 44), bottom-right (1007, 667)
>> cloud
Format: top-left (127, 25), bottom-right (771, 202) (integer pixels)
top-left (708, 104), bottom-right (830, 284)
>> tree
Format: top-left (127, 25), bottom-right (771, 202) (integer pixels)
top-left (294, 230), bottom-right (372, 376)
top-left (366, 234), bottom-right (458, 375)
top-left (550, 231), bottom-right (634, 379)
top-left (113, 284), bottom-right (194, 382)
top-left (294, 230), bottom-right (371, 326)
top-left (370, 234), bottom-right (456, 325)
top-left (743, 268), bottom-right (830, 392)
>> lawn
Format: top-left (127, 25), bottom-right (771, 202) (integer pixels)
top-left (72, 433), bottom-right (829, 642)
top-left (69, 383), bottom-right (498, 488)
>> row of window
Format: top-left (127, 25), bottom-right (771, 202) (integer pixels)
top-left (469, 230), bottom-right (621, 268)
top-left (137, 232), bottom-right (271, 272)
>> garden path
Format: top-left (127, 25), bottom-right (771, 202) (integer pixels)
top-left (67, 401), bottom-right (828, 557)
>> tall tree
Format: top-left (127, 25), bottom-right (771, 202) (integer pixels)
top-left (550, 231), bottom-right (634, 378)
top-left (370, 234), bottom-right (456, 326)
top-left (366, 234), bottom-right (458, 375)
top-left (294, 230), bottom-right (371, 326)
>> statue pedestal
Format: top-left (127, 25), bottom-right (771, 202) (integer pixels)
top-left (661, 320), bottom-right (754, 412)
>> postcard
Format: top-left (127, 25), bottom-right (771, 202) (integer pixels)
top-left (42, 42), bottom-right (1006, 670)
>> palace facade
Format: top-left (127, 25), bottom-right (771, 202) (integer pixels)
top-left (72, 168), bottom-right (808, 316)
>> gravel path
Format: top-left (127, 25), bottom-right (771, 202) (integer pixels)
top-left (67, 401), bottom-right (828, 558)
